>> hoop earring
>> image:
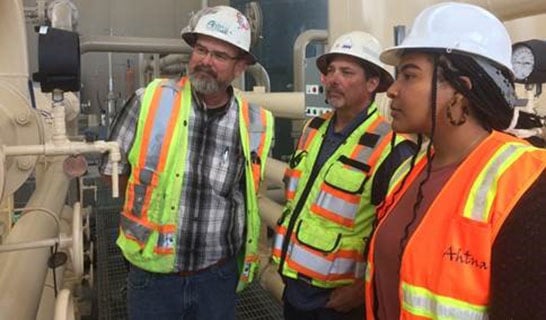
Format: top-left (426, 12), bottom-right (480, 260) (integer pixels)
top-left (446, 102), bottom-right (467, 126)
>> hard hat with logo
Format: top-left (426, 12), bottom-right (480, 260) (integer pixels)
top-left (316, 31), bottom-right (394, 92)
top-left (181, 6), bottom-right (256, 64)
top-left (380, 2), bottom-right (513, 75)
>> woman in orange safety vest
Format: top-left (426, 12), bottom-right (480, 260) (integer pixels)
top-left (364, 3), bottom-right (546, 319)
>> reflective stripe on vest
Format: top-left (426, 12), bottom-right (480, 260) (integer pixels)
top-left (365, 132), bottom-right (546, 320)
top-left (310, 119), bottom-right (392, 228)
top-left (464, 142), bottom-right (526, 222)
top-left (242, 101), bottom-right (269, 192)
top-left (401, 282), bottom-right (487, 320)
top-left (273, 227), bottom-right (366, 281)
top-left (284, 116), bottom-right (328, 201)
top-left (122, 78), bottom-right (187, 253)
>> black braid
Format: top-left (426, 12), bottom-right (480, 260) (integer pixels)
top-left (397, 56), bottom-right (438, 261)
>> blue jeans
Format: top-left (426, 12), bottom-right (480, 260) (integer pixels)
top-left (127, 256), bottom-right (238, 320)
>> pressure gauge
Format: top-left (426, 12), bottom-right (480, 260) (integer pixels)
top-left (512, 45), bottom-right (534, 81)
top-left (511, 40), bottom-right (546, 84)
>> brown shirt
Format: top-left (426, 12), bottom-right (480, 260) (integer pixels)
top-left (372, 162), bottom-right (458, 320)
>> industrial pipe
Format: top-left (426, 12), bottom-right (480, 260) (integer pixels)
top-left (246, 63), bottom-right (271, 92)
top-left (239, 91), bottom-right (305, 119)
top-left (80, 35), bottom-right (191, 54)
top-left (293, 29), bottom-right (328, 92)
top-left (0, 158), bottom-right (70, 320)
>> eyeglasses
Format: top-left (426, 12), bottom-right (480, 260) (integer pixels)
top-left (193, 44), bottom-right (241, 64)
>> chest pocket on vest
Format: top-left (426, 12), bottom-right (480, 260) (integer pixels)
top-left (310, 157), bottom-right (368, 228)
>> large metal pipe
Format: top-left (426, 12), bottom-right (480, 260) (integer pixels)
top-left (80, 35), bottom-right (191, 54)
top-left (0, 158), bottom-right (70, 320)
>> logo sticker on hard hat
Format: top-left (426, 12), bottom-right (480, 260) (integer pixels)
top-left (236, 12), bottom-right (250, 30)
top-left (206, 20), bottom-right (229, 35)
top-left (337, 38), bottom-right (353, 50)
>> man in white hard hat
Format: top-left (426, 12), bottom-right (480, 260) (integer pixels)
top-left (272, 31), bottom-right (416, 319)
top-left (101, 6), bottom-right (274, 320)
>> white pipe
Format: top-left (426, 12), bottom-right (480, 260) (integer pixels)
top-left (293, 29), bottom-right (328, 92)
top-left (239, 91), bottom-right (305, 119)
top-left (0, 158), bottom-right (70, 320)
top-left (80, 35), bottom-right (191, 54)
top-left (53, 289), bottom-right (75, 320)
top-left (3, 140), bottom-right (121, 198)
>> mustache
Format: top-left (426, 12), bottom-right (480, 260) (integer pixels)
top-left (325, 87), bottom-right (343, 96)
top-left (193, 65), bottom-right (217, 77)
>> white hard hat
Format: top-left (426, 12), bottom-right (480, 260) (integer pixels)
top-left (316, 31), bottom-right (394, 92)
top-left (181, 6), bottom-right (256, 64)
top-left (380, 2), bottom-right (513, 75)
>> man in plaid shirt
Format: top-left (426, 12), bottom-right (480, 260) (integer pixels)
top-left (101, 6), bottom-right (274, 320)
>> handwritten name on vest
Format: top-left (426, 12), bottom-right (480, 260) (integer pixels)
top-left (442, 246), bottom-right (487, 270)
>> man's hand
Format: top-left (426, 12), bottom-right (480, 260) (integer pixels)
top-left (325, 279), bottom-right (365, 313)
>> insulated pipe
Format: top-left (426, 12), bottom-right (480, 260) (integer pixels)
top-left (80, 35), bottom-right (191, 54)
top-left (239, 91), bottom-right (305, 119)
top-left (293, 29), bottom-right (328, 92)
top-left (0, 158), bottom-right (70, 320)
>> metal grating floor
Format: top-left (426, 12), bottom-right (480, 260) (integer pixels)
top-left (94, 202), bottom-right (283, 320)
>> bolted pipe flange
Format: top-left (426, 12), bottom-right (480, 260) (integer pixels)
top-left (15, 111), bottom-right (31, 126)
top-left (16, 157), bottom-right (34, 171)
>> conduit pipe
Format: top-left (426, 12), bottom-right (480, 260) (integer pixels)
top-left (0, 158), bottom-right (70, 320)
top-left (467, 0), bottom-right (546, 21)
top-left (4, 140), bottom-right (120, 197)
top-left (80, 35), bottom-right (191, 54)
top-left (239, 91), bottom-right (305, 119)
top-left (293, 29), bottom-right (328, 92)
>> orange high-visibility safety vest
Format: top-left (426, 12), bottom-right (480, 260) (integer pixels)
top-left (365, 131), bottom-right (546, 319)
top-left (273, 106), bottom-right (409, 288)
top-left (117, 77), bottom-right (274, 292)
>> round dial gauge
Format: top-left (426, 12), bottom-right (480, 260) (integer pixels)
top-left (512, 45), bottom-right (535, 81)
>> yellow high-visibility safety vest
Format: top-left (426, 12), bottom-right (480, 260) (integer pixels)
top-left (117, 77), bottom-right (274, 292)
top-left (273, 105), bottom-right (408, 288)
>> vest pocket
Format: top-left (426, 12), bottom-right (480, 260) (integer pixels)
top-left (310, 161), bottom-right (366, 228)
top-left (287, 220), bottom-right (361, 281)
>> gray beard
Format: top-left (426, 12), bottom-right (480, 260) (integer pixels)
top-left (189, 73), bottom-right (223, 95)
